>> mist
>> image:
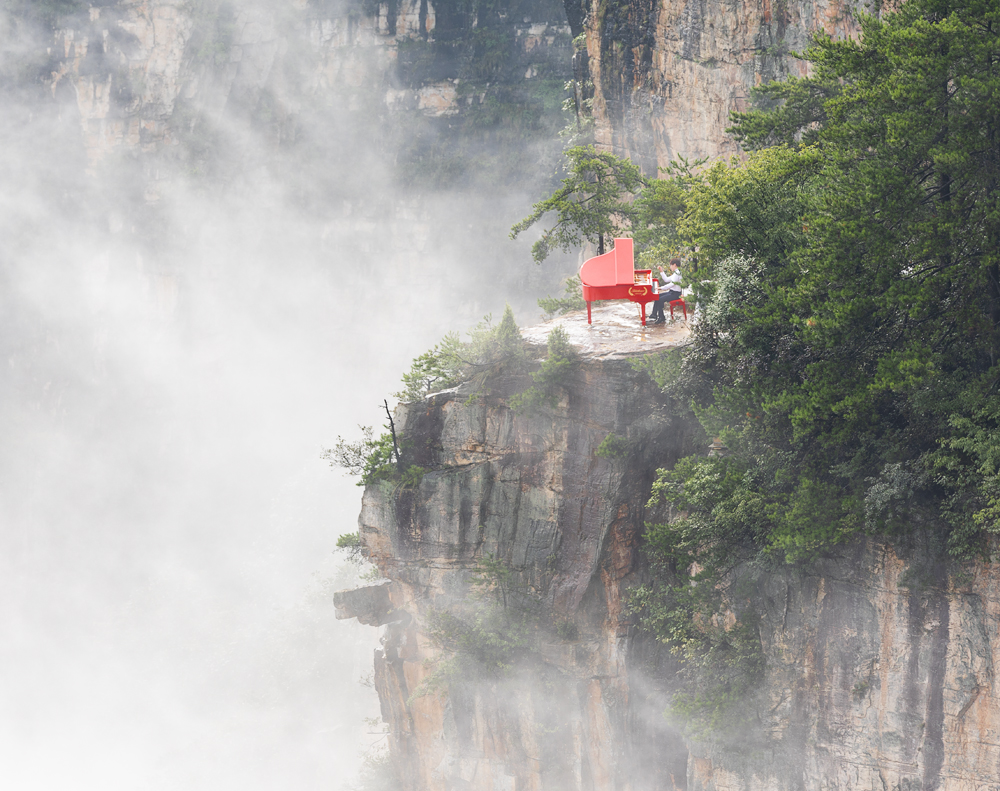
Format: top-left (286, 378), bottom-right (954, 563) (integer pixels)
top-left (0, 1), bottom-right (571, 788)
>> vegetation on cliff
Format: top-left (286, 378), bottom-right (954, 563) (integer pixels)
top-left (647, 0), bottom-right (1000, 563)
top-left (327, 306), bottom-right (539, 485)
top-left (622, 0), bottom-right (1000, 735)
top-left (509, 144), bottom-right (646, 261)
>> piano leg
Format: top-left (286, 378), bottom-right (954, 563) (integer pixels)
top-left (640, 303), bottom-right (647, 326)
top-left (587, 301), bottom-right (592, 324)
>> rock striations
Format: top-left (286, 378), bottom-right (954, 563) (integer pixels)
top-left (339, 327), bottom-right (1000, 791)
top-left (345, 340), bottom-right (697, 791)
top-left (572, 0), bottom-right (872, 171)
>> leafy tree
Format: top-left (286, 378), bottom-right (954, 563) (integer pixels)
top-left (509, 326), bottom-right (577, 413)
top-left (510, 144), bottom-right (647, 262)
top-left (394, 332), bottom-right (465, 402)
top-left (322, 426), bottom-right (397, 487)
top-left (537, 274), bottom-right (586, 317)
top-left (633, 156), bottom-right (706, 269)
top-left (335, 532), bottom-right (366, 562)
top-left (645, 0), bottom-right (1000, 563)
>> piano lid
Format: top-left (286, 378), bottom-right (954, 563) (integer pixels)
top-left (579, 238), bottom-right (634, 288)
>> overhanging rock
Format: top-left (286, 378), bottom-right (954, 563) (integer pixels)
top-left (333, 581), bottom-right (401, 626)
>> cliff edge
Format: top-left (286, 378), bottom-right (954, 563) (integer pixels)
top-left (338, 321), bottom-right (1000, 791)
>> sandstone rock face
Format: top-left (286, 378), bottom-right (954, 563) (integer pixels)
top-left (358, 356), bottom-right (696, 791)
top-left (691, 538), bottom-right (1000, 791)
top-left (42, 0), bottom-right (571, 167)
top-left (348, 350), bottom-right (1000, 791)
top-left (580, 0), bottom-right (871, 171)
top-left (333, 581), bottom-right (398, 625)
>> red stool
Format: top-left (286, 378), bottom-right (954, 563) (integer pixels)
top-left (669, 298), bottom-right (687, 321)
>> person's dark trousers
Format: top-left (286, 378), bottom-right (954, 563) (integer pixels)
top-left (650, 290), bottom-right (681, 321)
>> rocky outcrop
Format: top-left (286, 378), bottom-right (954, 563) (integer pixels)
top-left (340, 327), bottom-right (1000, 791)
top-left (351, 345), bottom-right (698, 791)
top-left (36, 0), bottom-right (572, 171)
top-left (696, 537), bottom-right (1000, 791)
top-left (30, 0), bottom-right (877, 186)
top-left (575, 0), bottom-right (871, 171)
top-left (333, 581), bottom-right (400, 626)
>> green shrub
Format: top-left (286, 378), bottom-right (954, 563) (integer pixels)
top-left (399, 464), bottom-right (426, 488)
top-left (394, 333), bottom-right (464, 402)
top-left (596, 432), bottom-right (629, 459)
top-left (322, 426), bottom-right (396, 487)
top-left (509, 326), bottom-right (577, 413)
top-left (538, 275), bottom-right (586, 317)
top-left (335, 532), bottom-right (365, 562)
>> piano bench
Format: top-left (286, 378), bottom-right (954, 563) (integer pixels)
top-left (669, 298), bottom-right (687, 321)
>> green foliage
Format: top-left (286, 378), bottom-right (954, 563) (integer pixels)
top-left (399, 464), bottom-right (426, 488)
top-left (631, 347), bottom-right (683, 390)
top-left (323, 426), bottom-right (397, 487)
top-left (510, 145), bottom-right (647, 263)
top-left (466, 304), bottom-right (526, 370)
top-left (509, 326), bottom-right (577, 413)
top-left (664, 614), bottom-right (766, 739)
top-left (469, 26), bottom-right (515, 80)
top-left (413, 552), bottom-right (538, 698)
top-left (728, 61), bottom-right (840, 150)
top-left (394, 332), bottom-right (465, 402)
top-left (470, 551), bottom-right (518, 608)
top-left (454, 305), bottom-right (529, 401)
top-left (650, 0), bottom-right (1000, 562)
top-left (335, 532), bottom-right (366, 563)
top-left (595, 432), bottom-right (630, 459)
top-left (537, 274), bottom-right (586, 317)
top-left (633, 156), bottom-right (706, 269)
top-left (393, 306), bottom-right (527, 407)
top-left (425, 606), bottom-right (534, 680)
top-left (632, 459), bottom-right (770, 736)
top-left (629, 519), bottom-right (765, 738)
top-left (336, 532), bottom-right (361, 550)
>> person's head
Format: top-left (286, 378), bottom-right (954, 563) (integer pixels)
top-left (669, 257), bottom-right (681, 271)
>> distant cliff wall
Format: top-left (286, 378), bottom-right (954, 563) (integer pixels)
top-left (341, 340), bottom-right (1000, 791)
top-left (30, 0), bottom-right (572, 184)
top-left (573, 0), bottom-right (871, 172)
top-left (32, 0), bottom-right (876, 185)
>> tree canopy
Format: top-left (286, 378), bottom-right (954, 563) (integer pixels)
top-left (510, 144), bottom-right (647, 262)
top-left (655, 0), bottom-right (1000, 561)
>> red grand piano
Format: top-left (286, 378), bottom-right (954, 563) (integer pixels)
top-left (579, 237), bottom-right (657, 326)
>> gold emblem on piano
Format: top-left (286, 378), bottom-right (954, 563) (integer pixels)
top-left (628, 286), bottom-right (648, 296)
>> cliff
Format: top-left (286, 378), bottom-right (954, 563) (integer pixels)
top-left (338, 314), bottom-right (1000, 791)
top-left (340, 313), bottom-right (698, 791)
top-left (25, 0), bottom-right (875, 190)
top-left (23, 0), bottom-right (572, 187)
top-left (572, 0), bottom-right (872, 172)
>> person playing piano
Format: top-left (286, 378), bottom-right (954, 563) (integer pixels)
top-left (649, 258), bottom-right (683, 324)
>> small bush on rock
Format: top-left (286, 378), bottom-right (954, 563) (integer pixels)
top-left (510, 326), bottom-right (577, 413)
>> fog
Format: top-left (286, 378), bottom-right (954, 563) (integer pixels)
top-left (0, 1), bottom-right (568, 788)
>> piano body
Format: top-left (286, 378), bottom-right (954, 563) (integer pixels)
top-left (579, 238), bottom-right (657, 326)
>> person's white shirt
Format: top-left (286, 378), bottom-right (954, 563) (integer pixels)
top-left (659, 268), bottom-right (682, 292)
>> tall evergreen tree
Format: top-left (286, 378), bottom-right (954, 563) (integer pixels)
top-left (662, 0), bottom-right (1000, 559)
